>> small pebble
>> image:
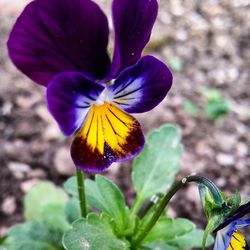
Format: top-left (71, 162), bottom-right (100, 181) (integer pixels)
top-left (8, 162), bottom-right (31, 179)
top-left (27, 168), bottom-right (47, 179)
top-left (21, 179), bottom-right (39, 193)
top-left (54, 147), bottom-right (75, 176)
top-left (1, 196), bottom-right (16, 215)
top-left (216, 153), bottom-right (235, 167)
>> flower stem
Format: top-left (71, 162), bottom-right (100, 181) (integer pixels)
top-left (76, 168), bottom-right (87, 218)
top-left (131, 175), bottom-right (222, 248)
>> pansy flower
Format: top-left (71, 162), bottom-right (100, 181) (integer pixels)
top-left (214, 201), bottom-right (250, 250)
top-left (7, 0), bottom-right (172, 172)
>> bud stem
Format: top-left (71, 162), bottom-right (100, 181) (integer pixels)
top-left (131, 175), bottom-right (222, 248)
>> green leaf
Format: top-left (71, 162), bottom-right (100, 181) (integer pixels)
top-left (85, 178), bottom-right (108, 212)
top-left (202, 87), bottom-right (230, 120)
top-left (141, 216), bottom-right (213, 250)
top-left (202, 87), bottom-right (223, 101)
top-left (63, 214), bottom-right (129, 250)
top-left (24, 181), bottom-right (68, 221)
top-left (205, 100), bottom-right (230, 120)
top-left (40, 204), bottom-right (70, 232)
top-left (65, 198), bottom-right (81, 224)
top-left (7, 221), bottom-right (63, 250)
top-left (24, 181), bottom-right (69, 232)
top-left (227, 191), bottom-right (241, 213)
top-left (167, 229), bottom-right (214, 249)
top-left (132, 125), bottom-right (183, 205)
top-left (63, 177), bottom-right (78, 197)
top-left (64, 177), bottom-right (106, 211)
top-left (0, 236), bottom-right (7, 245)
top-left (143, 217), bottom-right (194, 243)
top-left (96, 175), bottom-right (128, 234)
top-left (64, 175), bottom-right (128, 234)
top-left (145, 242), bottom-right (178, 250)
top-left (0, 236), bottom-right (9, 250)
top-left (168, 57), bottom-right (183, 72)
top-left (183, 99), bottom-right (200, 116)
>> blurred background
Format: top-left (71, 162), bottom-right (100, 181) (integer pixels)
top-left (0, 0), bottom-right (249, 239)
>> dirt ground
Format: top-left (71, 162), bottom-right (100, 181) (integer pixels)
top-left (0, 0), bottom-right (250, 239)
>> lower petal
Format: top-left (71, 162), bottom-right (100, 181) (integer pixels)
top-left (71, 102), bottom-right (144, 172)
top-left (227, 231), bottom-right (248, 250)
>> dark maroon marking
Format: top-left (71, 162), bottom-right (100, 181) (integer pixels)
top-left (246, 242), bottom-right (249, 250)
top-left (70, 120), bottom-right (145, 173)
top-left (71, 136), bottom-right (111, 173)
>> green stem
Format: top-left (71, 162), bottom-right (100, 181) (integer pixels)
top-left (138, 194), bottom-right (163, 219)
top-left (187, 175), bottom-right (223, 204)
top-left (131, 175), bottom-right (222, 248)
top-left (130, 196), bottom-right (142, 218)
top-left (76, 168), bottom-right (87, 217)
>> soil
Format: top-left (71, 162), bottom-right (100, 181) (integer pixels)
top-left (0, 0), bottom-right (250, 243)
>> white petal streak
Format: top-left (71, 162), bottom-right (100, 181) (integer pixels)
top-left (111, 78), bottom-right (143, 108)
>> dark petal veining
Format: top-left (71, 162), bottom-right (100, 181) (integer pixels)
top-left (71, 102), bottom-right (145, 172)
top-left (46, 72), bottom-right (104, 136)
top-left (108, 55), bottom-right (173, 113)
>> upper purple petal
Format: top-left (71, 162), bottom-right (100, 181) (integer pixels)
top-left (46, 72), bottom-right (104, 136)
top-left (8, 0), bottom-right (110, 86)
top-left (107, 0), bottom-right (158, 79)
top-left (108, 55), bottom-right (172, 113)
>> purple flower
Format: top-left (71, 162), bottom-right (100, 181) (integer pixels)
top-left (214, 201), bottom-right (250, 250)
top-left (8, 0), bottom-right (172, 172)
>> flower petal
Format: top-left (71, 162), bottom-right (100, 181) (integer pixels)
top-left (108, 56), bottom-right (172, 113)
top-left (108, 0), bottom-right (158, 79)
top-left (235, 218), bottom-right (250, 230)
top-left (8, 0), bottom-right (110, 86)
top-left (227, 231), bottom-right (249, 250)
top-left (215, 230), bottom-right (248, 250)
top-left (71, 102), bottom-right (145, 172)
top-left (214, 224), bottom-right (236, 250)
top-left (46, 72), bottom-right (104, 136)
top-left (214, 219), bottom-right (250, 250)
